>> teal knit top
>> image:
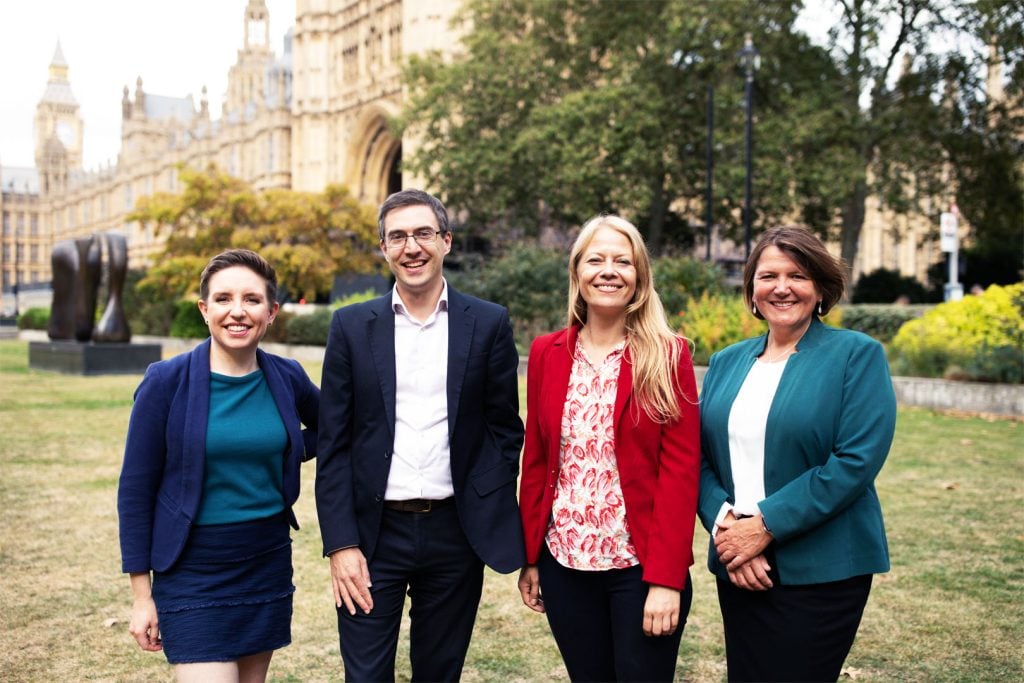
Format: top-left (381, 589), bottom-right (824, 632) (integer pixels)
top-left (196, 370), bottom-right (288, 525)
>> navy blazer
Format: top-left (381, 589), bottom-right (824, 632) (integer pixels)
top-left (118, 339), bottom-right (320, 573)
top-left (315, 287), bottom-right (526, 573)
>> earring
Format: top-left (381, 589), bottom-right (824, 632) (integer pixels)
top-left (204, 319), bottom-right (209, 325)
top-left (752, 303), bottom-right (758, 315)
top-left (818, 300), bottom-right (823, 315)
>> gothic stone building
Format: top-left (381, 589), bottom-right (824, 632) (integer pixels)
top-left (0, 0), bottom-right (460, 308)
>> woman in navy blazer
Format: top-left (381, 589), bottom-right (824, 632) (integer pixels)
top-left (518, 215), bottom-right (700, 682)
top-left (118, 250), bottom-right (318, 682)
top-left (698, 227), bottom-right (896, 682)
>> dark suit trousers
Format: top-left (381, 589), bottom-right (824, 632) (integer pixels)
top-left (336, 504), bottom-right (484, 683)
top-left (717, 572), bottom-right (872, 682)
top-left (538, 547), bottom-right (691, 682)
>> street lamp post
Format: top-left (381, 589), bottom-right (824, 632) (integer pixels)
top-left (705, 84), bottom-right (714, 262)
top-left (12, 233), bottom-right (19, 319)
top-left (738, 33), bottom-right (760, 259)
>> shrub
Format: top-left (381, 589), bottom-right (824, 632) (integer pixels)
top-left (447, 243), bottom-right (568, 354)
top-left (124, 269), bottom-right (177, 336)
top-left (853, 268), bottom-right (929, 303)
top-left (277, 291), bottom-right (381, 346)
top-left (285, 308), bottom-right (333, 346)
top-left (17, 307), bottom-right (50, 331)
top-left (890, 283), bottom-right (1024, 383)
top-left (841, 304), bottom-right (930, 343)
top-left (332, 289), bottom-right (380, 310)
top-left (264, 308), bottom-right (293, 344)
top-left (653, 257), bottom-right (729, 319)
top-left (676, 293), bottom-right (766, 366)
top-left (169, 299), bottom-right (208, 339)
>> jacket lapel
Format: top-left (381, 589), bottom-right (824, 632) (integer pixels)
top-left (446, 289), bottom-right (474, 440)
top-left (542, 328), bottom-right (575, 441)
top-left (257, 348), bottom-right (298, 455)
top-left (183, 339), bottom-right (212, 520)
top-left (368, 295), bottom-right (397, 438)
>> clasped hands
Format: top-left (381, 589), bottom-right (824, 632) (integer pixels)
top-left (715, 511), bottom-right (774, 592)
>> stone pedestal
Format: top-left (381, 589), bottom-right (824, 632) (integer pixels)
top-left (29, 341), bottom-right (161, 375)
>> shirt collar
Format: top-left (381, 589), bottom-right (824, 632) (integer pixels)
top-left (391, 278), bottom-right (449, 317)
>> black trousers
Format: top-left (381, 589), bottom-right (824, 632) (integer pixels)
top-left (538, 547), bottom-right (691, 682)
top-left (717, 572), bottom-right (873, 683)
top-left (336, 504), bottom-right (484, 683)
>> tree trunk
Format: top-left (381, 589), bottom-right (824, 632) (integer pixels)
top-left (839, 180), bottom-right (868, 299)
top-left (646, 174), bottom-right (668, 255)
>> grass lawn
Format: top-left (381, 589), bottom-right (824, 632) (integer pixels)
top-left (0, 339), bottom-right (1021, 681)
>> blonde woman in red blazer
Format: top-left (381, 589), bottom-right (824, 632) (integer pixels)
top-left (517, 215), bottom-right (700, 682)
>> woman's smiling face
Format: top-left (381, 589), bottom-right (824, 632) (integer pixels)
top-left (198, 265), bottom-right (277, 359)
top-left (751, 245), bottom-right (820, 337)
top-left (576, 227), bottom-right (637, 318)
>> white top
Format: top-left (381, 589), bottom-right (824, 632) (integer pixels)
top-left (385, 282), bottom-right (454, 501)
top-left (714, 358), bottom-right (788, 532)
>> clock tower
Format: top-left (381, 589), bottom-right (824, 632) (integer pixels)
top-left (34, 42), bottom-right (83, 195)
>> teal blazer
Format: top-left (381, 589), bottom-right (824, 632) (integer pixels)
top-left (697, 318), bottom-right (896, 585)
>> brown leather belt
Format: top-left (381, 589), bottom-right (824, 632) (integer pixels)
top-left (383, 498), bottom-right (454, 513)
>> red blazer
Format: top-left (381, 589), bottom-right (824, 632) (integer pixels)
top-left (519, 326), bottom-right (701, 590)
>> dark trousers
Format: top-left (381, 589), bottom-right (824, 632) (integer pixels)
top-left (336, 504), bottom-right (484, 683)
top-left (538, 547), bottom-right (691, 682)
top-left (717, 573), bottom-right (873, 683)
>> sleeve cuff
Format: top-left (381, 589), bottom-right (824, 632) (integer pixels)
top-left (712, 502), bottom-right (734, 538)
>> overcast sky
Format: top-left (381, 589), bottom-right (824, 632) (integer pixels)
top-left (0, 1), bottom-right (859, 172)
top-left (0, 0), bottom-right (295, 169)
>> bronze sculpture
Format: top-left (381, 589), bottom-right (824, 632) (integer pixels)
top-left (48, 233), bottom-right (131, 343)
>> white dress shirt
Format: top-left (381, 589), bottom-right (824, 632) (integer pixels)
top-left (385, 282), bottom-right (454, 501)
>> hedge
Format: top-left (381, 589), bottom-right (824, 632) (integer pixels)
top-left (840, 304), bottom-right (930, 343)
top-left (890, 283), bottom-right (1023, 383)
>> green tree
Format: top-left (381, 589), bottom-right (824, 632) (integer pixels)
top-left (400, 0), bottom-right (838, 253)
top-left (813, 0), bottom-right (1023, 283)
top-left (130, 166), bottom-right (382, 303)
top-left (401, 0), bottom-right (1019, 284)
top-left (937, 1), bottom-right (1024, 284)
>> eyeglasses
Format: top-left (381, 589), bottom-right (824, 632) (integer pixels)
top-left (383, 228), bottom-right (443, 249)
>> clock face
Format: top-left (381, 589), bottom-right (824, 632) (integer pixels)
top-left (56, 121), bottom-right (74, 146)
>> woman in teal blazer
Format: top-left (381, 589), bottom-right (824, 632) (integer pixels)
top-left (698, 227), bottom-right (896, 683)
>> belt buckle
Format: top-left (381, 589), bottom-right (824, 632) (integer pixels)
top-left (416, 500), bottom-right (432, 513)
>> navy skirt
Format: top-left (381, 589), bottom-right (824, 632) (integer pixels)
top-left (152, 512), bottom-right (294, 664)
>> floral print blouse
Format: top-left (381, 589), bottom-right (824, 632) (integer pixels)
top-left (545, 338), bottom-right (638, 571)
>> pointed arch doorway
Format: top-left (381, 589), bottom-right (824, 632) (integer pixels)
top-left (349, 110), bottom-right (402, 206)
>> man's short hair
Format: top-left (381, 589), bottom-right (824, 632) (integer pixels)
top-left (377, 189), bottom-right (450, 241)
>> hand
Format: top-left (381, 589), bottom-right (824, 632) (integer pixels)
top-left (329, 547), bottom-right (373, 615)
top-left (643, 585), bottom-right (681, 637)
top-left (517, 565), bottom-right (545, 613)
top-left (128, 597), bottom-right (162, 652)
top-left (726, 554), bottom-right (774, 592)
top-left (715, 513), bottom-right (773, 570)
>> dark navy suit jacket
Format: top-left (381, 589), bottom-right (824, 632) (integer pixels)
top-left (118, 339), bottom-right (320, 573)
top-left (315, 288), bottom-right (526, 573)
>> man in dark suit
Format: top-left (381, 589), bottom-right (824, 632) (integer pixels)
top-left (316, 189), bottom-right (525, 682)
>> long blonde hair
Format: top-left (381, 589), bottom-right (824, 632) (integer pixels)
top-left (567, 215), bottom-right (686, 422)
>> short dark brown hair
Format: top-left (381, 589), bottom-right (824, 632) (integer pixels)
top-left (199, 249), bottom-right (278, 304)
top-left (377, 188), bottom-right (450, 241)
top-left (743, 226), bottom-right (846, 318)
